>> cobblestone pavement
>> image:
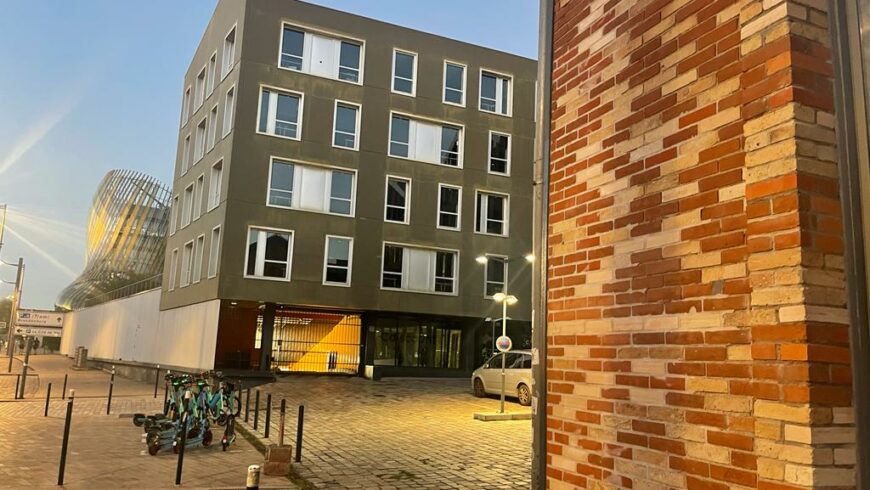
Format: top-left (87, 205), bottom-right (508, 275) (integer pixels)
top-left (238, 376), bottom-right (532, 489)
top-left (0, 355), bottom-right (295, 489)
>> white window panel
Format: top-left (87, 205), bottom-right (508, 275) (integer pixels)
top-left (169, 195), bottom-right (178, 235)
top-left (193, 235), bottom-right (204, 283)
top-left (309, 34), bottom-right (337, 78)
top-left (297, 166), bottom-right (327, 211)
top-left (268, 159), bottom-right (355, 216)
top-left (415, 122), bottom-right (440, 163)
top-left (245, 227), bottom-right (293, 280)
top-left (193, 175), bottom-right (204, 221)
top-left (381, 243), bottom-right (458, 295)
top-left (180, 241), bottom-right (193, 287)
top-left (208, 106), bottom-right (218, 152)
top-left (208, 226), bottom-right (221, 278)
top-left (168, 249), bottom-right (178, 291)
top-left (222, 26), bottom-right (236, 78)
top-left (222, 86), bottom-right (235, 137)
top-left (323, 235), bottom-right (353, 286)
top-left (209, 160), bottom-right (223, 210)
top-left (182, 185), bottom-right (194, 227)
top-left (407, 248), bottom-right (433, 291)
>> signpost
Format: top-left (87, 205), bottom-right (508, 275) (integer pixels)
top-left (14, 326), bottom-right (63, 337)
top-left (496, 335), bottom-right (512, 352)
top-left (17, 310), bottom-right (64, 327)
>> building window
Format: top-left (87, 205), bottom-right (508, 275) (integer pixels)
top-left (437, 184), bottom-right (461, 230)
top-left (385, 176), bottom-right (410, 224)
top-left (392, 49), bottom-right (417, 96)
top-left (195, 66), bottom-right (206, 110)
top-left (485, 256), bottom-right (507, 297)
top-left (333, 101), bottom-right (360, 150)
top-left (475, 191), bottom-right (508, 236)
top-left (489, 132), bottom-right (511, 175)
top-left (181, 135), bottom-right (191, 174)
top-left (182, 184), bottom-right (194, 227)
top-left (222, 86), bottom-right (235, 137)
top-left (207, 52), bottom-right (217, 97)
top-left (268, 159), bottom-right (355, 216)
top-left (443, 61), bottom-right (465, 106)
top-left (195, 118), bottom-right (207, 162)
top-left (480, 70), bottom-right (512, 116)
top-left (279, 24), bottom-right (363, 83)
top-left (380, 244), bottom-right (457, 295)
top-left (209, 160), bottom-right (223, 210)
top-left (207, 105), bottom-right (218, 152)
top-left (193, 234), bottom-right (204, 284)
top-left (222, 26), bottom-right (236, 78)
top-left (245, 227), bottom-right (293, 280)
top-left (170, 195), bottom-right (178, 235)
top-left (370, 319), bottom-right (462, 369)
top-left (388, 113), bottom-right (463, 167)
top-left (181, 241), bottom-right (194, 287)
top-left (181, 86), bottom-right (191, 127)
top-left (169, 248), bottom-right (178, 291)
top-left (323, 235), bottom-right (353, 286)
top-left (208, 226), bottom-right (221, 278)
top-left (193, 174), bottom-right (204, 221)
top-left (258, 88), bottom-right (302, 140)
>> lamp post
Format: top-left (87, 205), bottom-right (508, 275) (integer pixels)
top-left (492, 292), bottom-right (517, 414)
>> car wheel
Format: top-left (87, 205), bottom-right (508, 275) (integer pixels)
top-left (473, 378), bottom-right (486, 398)
top-left (517, 383), bottom-right (531, 406)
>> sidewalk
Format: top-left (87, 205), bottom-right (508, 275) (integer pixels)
top-left (0, 354), bottom-right (295, 489)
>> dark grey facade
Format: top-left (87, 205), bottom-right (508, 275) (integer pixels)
top-left (162, 0), bottom-right (536, 375)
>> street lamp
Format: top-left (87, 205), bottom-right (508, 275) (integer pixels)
top-left (492, 292), bottom-right (517, 414)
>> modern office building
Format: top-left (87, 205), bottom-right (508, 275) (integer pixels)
top-left (57, 170), bottom-right (170, 310)
top-left (161, 0), bottom-right (537, 376)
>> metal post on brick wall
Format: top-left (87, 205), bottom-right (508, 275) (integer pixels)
top-left (253, 390), bottom-right (260, 431)
top-left (61, 374), bottom-right (67, 399)
top-left (264, 393), bottom-right (271, 438)
top-left (295, 405), bottom-right (304, 463)
top-left (44, 382), bottom-right (52, 417)
top-left (106, 366), bottom-right (115, 415)
top-left (278, 399), bottom-right (286, 446)
top-left (245, 388), bottom-right (251, 423)
top-left (57, 390), bottom-right (75, 485)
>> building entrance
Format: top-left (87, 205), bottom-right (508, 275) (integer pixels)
top-left (256, 309), bottom-right (361, 374)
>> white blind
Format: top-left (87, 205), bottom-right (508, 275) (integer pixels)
top-left (297, 166), bottom-right (327, 211)
top-left (308, 33), bottom-right (337, 78)
top-left (407, 248), bottom-right (434, 291)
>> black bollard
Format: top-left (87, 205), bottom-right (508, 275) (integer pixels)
top-left (153, 365), bottom-right (160, 398)
top-left (264, 393), bottom-right (271, 438)
top-left (245, 388), bottom-right (251, 423)
top-left (295, 405), bottom-right (304, 463)
top-left (61, 374), bottom-right (67, 399)
top-left (57, 390), bottom-right (75, 485)
top-left (44, 383), bottom-right (52, 417)
top-left (13, 374), bottom-right (20, 399)
top-left (253, 390), bottom-right (260, 431)
top-left (175, 411), bottom-right (189, 485)
top-left (163, 383), bottom-right (169, 415)
top-left (279, 399), bottom-right (286, 446)
top-left (106, 367), bottom-right (115, 415)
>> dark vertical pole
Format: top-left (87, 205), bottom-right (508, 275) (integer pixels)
top-left (245, 388), bottom-right (251, 422)
top-left (278, 399), bottom-right (286, 446)
top-left (13, 374), bottom-right (20, 399)
top-left (264, 393), bottom-right (271, 438)
top-left (153, 365), bottom-right (160, 398)
top-left (253, 390), bottom-right (260, 430)
top-left (294, 405), bottom-right (304, 463)
top-left (163, 384), bottom-right (169, 415)
top-left (61, 374), bottom-right (67, 399)
top-left (175, 411), bottom-right (189, 485)
top-left (44, 382), bottom-right (52, 417)
top-left (18, 336), bottom-right (31, 398)
top-left (106, 367), bottom-right (115, 415)
top-left (57, 390), bottom-right (74, 485)
top-left (259, 304), bottom-right (276, 372)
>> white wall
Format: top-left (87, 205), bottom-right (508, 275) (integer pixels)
top-left (61, 289), bottom-right (220, 371)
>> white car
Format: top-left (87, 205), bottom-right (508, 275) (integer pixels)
top-left (471, 350), bottom-right (532, 406)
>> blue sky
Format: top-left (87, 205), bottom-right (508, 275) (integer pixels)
top-left (0, 0), bottom-right (539, 309)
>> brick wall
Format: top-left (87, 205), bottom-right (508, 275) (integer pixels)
top-left (546, 0), bottom-right (856, 488)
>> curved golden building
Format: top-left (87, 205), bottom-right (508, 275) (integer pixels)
top-left (57, 170), bottom-right (170, 310)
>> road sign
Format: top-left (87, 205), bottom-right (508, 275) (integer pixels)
top-left (496, 335), bottom-right (512, 352)
top-left (17, 309), bottom-right (64, 327)
top-left (14, 326), bottom-right (63, 337)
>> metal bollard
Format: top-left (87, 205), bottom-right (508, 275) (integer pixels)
top-left (245, 387), bottom-right (251, 423)
top-left (175, 392), bottom-right (192, 485)
top-left (253, 390), bottom-right (260, 431)
top-left (57, 390), bottom-right (75, 485)
top-left (153, 365), bottom-right (160, 398)
top-left (295, 405), bottom-right (304, 463)
top-left (163, 383), bottom-right (169, 415)
top-left (278, 399), bottom-right (286, 446)
top-left (13, 374), bottom-right (20, 399)
top-left (246, 464), bottom-right (261, 490)
top-left (106, 367), bottom-right (115, 415)
top-left (61, 374), bottom-right (67, 399)
top-left (264, 393), bottom-right (272, 438)
top-left (44, 383), bottom-right (52, 417)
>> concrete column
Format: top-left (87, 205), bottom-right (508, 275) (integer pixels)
top-left (259, 303), bottom-right (276, 372)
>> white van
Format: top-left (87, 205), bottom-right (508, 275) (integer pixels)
top-left (471, 350), bottom-right (532, 406)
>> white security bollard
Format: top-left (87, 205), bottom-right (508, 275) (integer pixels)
top-left (246, 464), bottom-right (261, 490)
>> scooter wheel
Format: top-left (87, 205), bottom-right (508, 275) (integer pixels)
top-left (148, 443), bottom-right (160, 456)
top-left (133, 414), bottom-right (146, 427)
top-left (203, 429), bottom-right (213, 447)
top-left (217, 414), bottom-right (228, 426)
